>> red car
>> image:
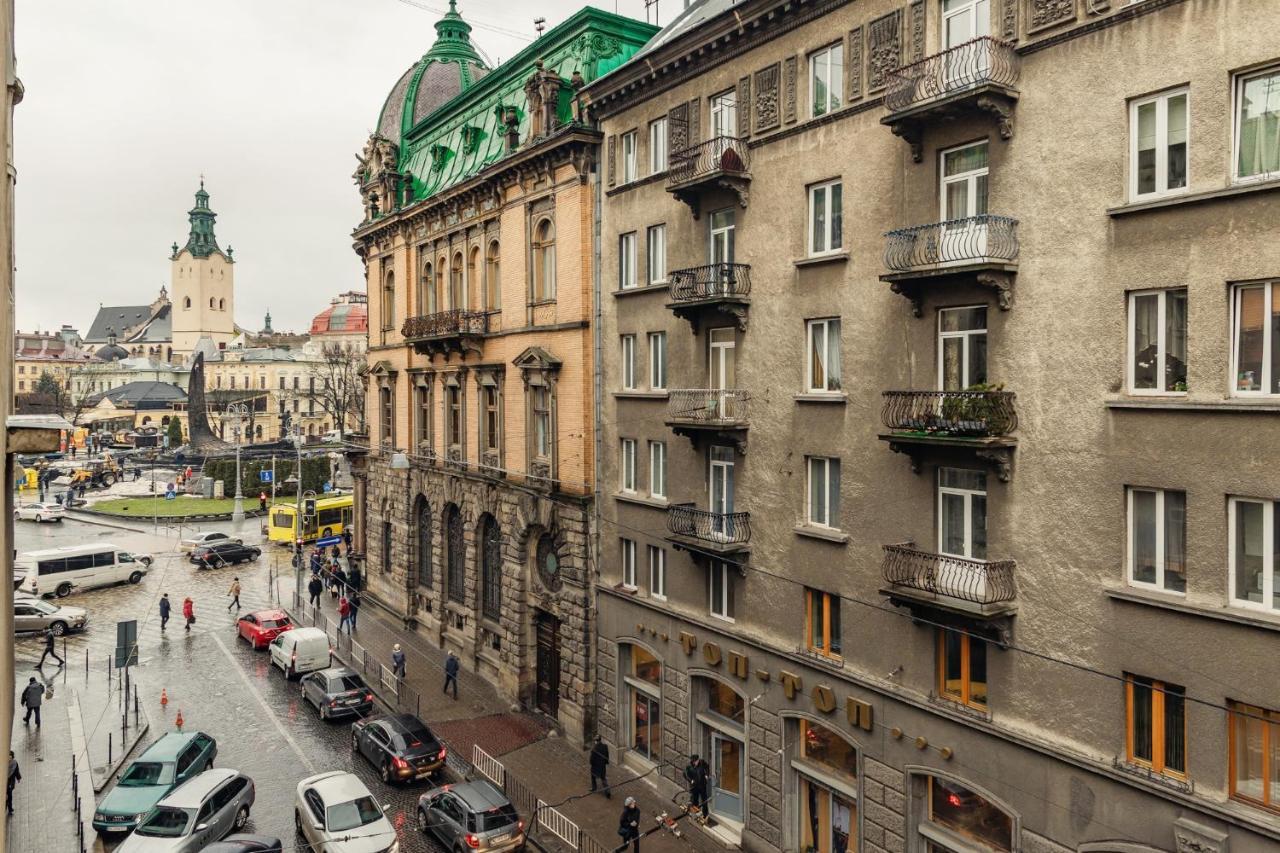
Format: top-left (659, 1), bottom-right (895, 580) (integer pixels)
top-left (236, 609), bottom-right (294, 649)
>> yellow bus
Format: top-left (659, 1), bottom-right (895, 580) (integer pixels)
top-left (268, 494), bottom-right (354, 544)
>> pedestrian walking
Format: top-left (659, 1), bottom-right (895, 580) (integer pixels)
top-left (618, 797), bottom-right (641, 853)
top-left (342, 527), bottom-right (353, 553)
top-left (391, 644), bottom-right (407, 680)
top-left (259, 491), bottom-right (267, 512)
top-left (6, 751), bottom-right (19, 816)
top-left (684, 755), bottom-right (710, 816)
top-left (443, 650), bottom-right (460, 700)
top-left (589, 736), bottom-right (611, 798)
top-left (329, 567), bottom-right (341, 600)
top-left (159, 593), bottom-right (171, 631)
top-left (310, 550), bottom-right (322, 575)
top-left (338, 595), bottom-right (352, 634)
top-left (335, 564), bottom-right (348, 595)
top-left (227, 578), bottom-right (241, 611)
top-left (19, 678), bottom-right (43, 728)
top-left (308, 575), bottom-right (323, 607)
top-left (348, 590), bottom-right (361, 630)
top-left (348, 562), bottom-right (362, 592)
top-left (69, 443), bottom-right (76, 459)
top-left (36, 627), bottom-right (64, 669)
top-left (182, 596), bottom-right (195, 632)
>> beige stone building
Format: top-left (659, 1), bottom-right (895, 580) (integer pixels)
top-left (587, 0), bottom-right (1280, 850)
top-left (0, 3), bottom-right (16, 847)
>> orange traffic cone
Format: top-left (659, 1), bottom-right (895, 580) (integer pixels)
top-left (160, 689), bottom-right (168, 707)
top-left (175, 709), bottom-right (184, 731)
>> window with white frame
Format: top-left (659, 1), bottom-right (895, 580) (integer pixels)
top-left (1230, 497), bottom-right (1278, 611)
top-left (809, 42), bottom-right (844, 117)
top-left (648, 332), bottom-right (667, 390)
top-left (1129, 289), bottom-right (1188, 393)
top-left (649, 440), bottom-right (667, 499)
top-left (710, 90), bottom-right (737, 137)
top-left (709, 560), bottom-right (734, 620)
top-left (1232, 281), bottom-right (1280, 395)
top-left (620, 334), bottom-right (637, 390)
top-left (806, 456), bottom-right (841, 529)
top-left (648, 545), bottom-right (666, 599)
top-left (938, 306), bottom-right (988, 391)
top-left (1234, 65), bottom-right (1280, 183)
top-left (622, 130), bottom-right (638, 183)
top-left (1130, 89), bottom-right (1188, 199)
top-left (646, 225), bottom-right (667, 284)
top-left (808, 180), bottom-right (843, 256)
top-left (649, 118), bottom-right (668, 173)
top-left (939, 468), bottom-right (986, 560)
top-left (1127, 487), bottom-right (1187, 593)
top-left (621, 438), bottom-right (637, 493)
top-left (806, 318), bottom-right (842, 393)
top-left (621, 538), bottom-right (637, 589)
top-left (619, 232), bottom-right (637, 290)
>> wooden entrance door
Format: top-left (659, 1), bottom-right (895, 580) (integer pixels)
top-left (535, 611), bottom-right (561, 718)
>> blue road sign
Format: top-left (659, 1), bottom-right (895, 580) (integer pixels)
top-left (165, 490), bottom-right (176, 500)
top-left (259, 470), bottom-right (274, 483)
top-left (316, 535), bottom-right (343, 547)
top-left (322, 482), bottom-right (332, 493)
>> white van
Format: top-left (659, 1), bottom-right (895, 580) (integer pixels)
top-left (17, 544), bottom-right (153, 598)
top-left (269, 627), bottom-right (331, 678)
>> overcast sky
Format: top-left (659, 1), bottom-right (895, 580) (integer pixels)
top-left (13, 0), bottom-right (661, 337)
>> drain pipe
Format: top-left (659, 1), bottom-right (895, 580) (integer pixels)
top-left (588, 139), bottom-right (605, 744)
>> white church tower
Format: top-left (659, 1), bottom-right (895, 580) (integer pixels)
top-left (170, 181), bottom-right (236, 358)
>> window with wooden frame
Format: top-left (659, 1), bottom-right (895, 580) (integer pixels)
top-left (937, 628), bottom-right (987, 709)
top-left (444, 380), bottom-right (463, 452)
top-left (1125, 674), bottom-right (1186, 778)
top-left (414, 377), bottom-right (433, 451)
top-left (532, 219), bottom-right (556, 301)
top-left (804, 588), bottom-right (841, 657)
top-left (1229, 700), bottom-right (1280, 812)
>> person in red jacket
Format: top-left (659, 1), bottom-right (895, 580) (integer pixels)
top-left (182, 597), bottom-right (195, 633)
top-left (338, 595), bottom-right (352, 634)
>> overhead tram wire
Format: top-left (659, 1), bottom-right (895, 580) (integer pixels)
top-left (394, 0), bottom-right (536, 44)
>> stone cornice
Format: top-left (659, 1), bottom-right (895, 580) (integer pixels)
top-left (1016, 0), bottom-right (1188, 56)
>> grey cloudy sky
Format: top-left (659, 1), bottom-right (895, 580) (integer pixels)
top-left (14, 0), bottom-right (658, 337)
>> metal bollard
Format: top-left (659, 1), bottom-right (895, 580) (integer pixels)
top-left (85, 648), bottom-right (89, 676)
top-left (108, 732), bottom-right (112, 765)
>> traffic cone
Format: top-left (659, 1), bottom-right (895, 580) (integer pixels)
top-left (160, 689), bottom-right (168, 707)
top-left (175, 709), bottom-right (184, 731)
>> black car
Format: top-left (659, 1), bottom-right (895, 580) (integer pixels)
top-left (300, 667), bottom-right (374, 721)
top-left (202, 835), bottom-right (284, 853)
top-left (191, 541), bottom-right (262, 568)
top-left (351, 712), bottom-right (447, 784)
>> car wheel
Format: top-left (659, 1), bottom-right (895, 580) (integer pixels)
top-left (320, 704), bottom-right (328, 721)
top-left (417, 808), bottom-right (429, 834)
top-left (351, 731), bottom-right (359, 752)
top-left (128, 571), bottom-right (143, 584)
top-left (234, 804), bottom-right (249, 830)
top-left (380, 760), bottom-right (393, 784)
top-left (50, 621), bottom-right (68, 637)
top-left (55, 582), bottom-right (72, 598)
top-left (295, 810), bottom-right (305, 838)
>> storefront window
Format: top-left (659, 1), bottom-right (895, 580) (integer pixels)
top-left (632, 646), bottom-right (661, 686)
top-left (633, 691), bottom-right (660, 762)
top-left (801, 778), bottom-right (854, 853)
top-left (927, 776), bottom-right (1012, 852)
top-left (708, 681), bottom-right (745, 723)
top-left (800, 720), bottom-right (858, 780)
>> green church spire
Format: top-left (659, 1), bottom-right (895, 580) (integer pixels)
top-left (181, 179), bottom-right (227, 260)
top-left (424, 0), bottom-right (483, 65)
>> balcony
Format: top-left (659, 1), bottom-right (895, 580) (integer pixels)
top-left (665, 503), bottom-right (751, 558)
top-left (881, 543), bottom-right (1017, 622)
top-left (882, 37), bottom-right (1020, 162)
top-left (401, 310), bottom-right (489, 356)
top-left (665, 389), bottom-right (749, 452)
top-left (666, 136), bottom-right (751, 218)
top-left (878, 389), bottom-right (1018, 480)
top-left (666, 263), bottom-right (752, 331)
top-left (882, 216), bottom-right (1019, 313)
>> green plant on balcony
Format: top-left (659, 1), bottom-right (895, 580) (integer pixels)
top-left (938, 382), bottom-right (1006, 436)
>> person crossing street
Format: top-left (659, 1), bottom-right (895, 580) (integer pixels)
top-left (182, 596), bottom-right (195, 632)
top-left (259, 491), bottom-right (267, 512)
top-left (337, 595), bottom-right (352, 634)
top-left (159, 593), bottom-right (171, 630)
top-left (308, 574), bottom-right (323, 607)
top-left (226, 578), bottom-right (241, 611)
top-left (36, 627), bottom-right (64, 669)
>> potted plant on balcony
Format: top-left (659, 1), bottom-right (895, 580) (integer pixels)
top-left (939, 382), bottom-right (1005, 436)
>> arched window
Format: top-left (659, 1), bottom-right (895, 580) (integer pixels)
top-left (485, 240), bottom-right (500, 310)
top-left (622, 644), bottom-right (660, 762)
top-left (435, 256), bottom-right (446, 313)
top-left (218, 298), bottom-right (225, 310)
top-left (210, 297), bottom-right (216, 308)
top-left (791, 719), bottom-right (858, 853)
top-left (254, 424), bottom-right (263, 439)
top-left (183, 296), bottom-right (191, 309)
top-left (416, 499), bottom-right (433, 590)
top-left (914, 774), bottom-right (1014, 851)
top-left (445, 504), bottom-right (464, 604)
top-left (421, 260), bottom-right (435, 314)
top-left (161, 416), bottom-right (170, 426)
top-left (480, 514), bottom-right (501, 620)
top-left (532, 220), bottom-right (555, 301)
top-left (382, 271), bottom-right (396, 331)
top-left (692, 676), bottom-right (746, 823)
top-left (450, 251), bottom-right (464, 310)
top-left (141, 416), bottom-right (151, 425)
top-left (468, 247), bottom-right (481, 311)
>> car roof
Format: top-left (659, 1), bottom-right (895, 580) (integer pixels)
top-left (158, 768), bottom-right (240, 807)
top-left (138, 731), bottom-right (208, 761)
top-left (316, 666), bottom-right (357, 679)
top-left (250, 609), bottom-right (288, 620)
top-left (383, 713), bottom-right (430, 734)
top-left (305, 770), bottom-right (372, 802)
top-left (450, 780), bottom-right (511, 811)
top-left (286, 627), bottom-right (327, 640)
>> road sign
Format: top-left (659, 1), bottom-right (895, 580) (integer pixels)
top-left (322, 482), bottom-right (332, 493)
top-left (165, 490), bottom-right (176, 500)
top-left (316, 535), bottom-right (343, 547)
top-left (115, 620), bottom-right (139, 668)
top-left (259, 470), bottom-right (273, 483)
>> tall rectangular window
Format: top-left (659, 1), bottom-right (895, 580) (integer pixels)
top-left (807, 180), bottom-right (843, 256)
top-left (806, 318), bottom-right (841, 393)
top-left (621, 538), bottom-right (637, 588)
top-left (1235, 66), bottom-right (1280, 182)
top-left (620, 334), bottom-right (637, 390)
top-left (938, 307), bottom-right (988, 391)
top-left (805, 588), bottom-right (842, 657)
top-left (482, 384), bottom-right (500, 452)
top-left (445, 384), bottom-right (462, 451)
top-left (1233, 282), bottom-right (1280, 395)
top-left (648, 545), bottom-right (666, 600)
top-left (649, 440), bottom-right (667, 499)
top-left (619, 232), bottom-right (637, 290)
top-left (531, 385), bottom-right (552, 461)
top-left (806, 456), bottom-right (841, 529)
top-left (809, 43), bottom-right (844, 117)
top-left (709, 560), bottom-right (734, 620)
top-left (1129, 289), bottom-right (1188, 393)
top-left (938, 629), bottom-right (987, 709)
top-left (1230, 497), bottom-right (1279, 611)
top-left (1127, 488), bottom-right (1187, 593)
top-left (648, 332), bottom-right (667, 390)
top-left (646, 225), bottom-right (666, 285)
top-left (710, 90), bottom-right (737, 137)
top-left (415, 380), bottom-right (433, 450)
top-left (621, 130), bottom-right (638, 183)
top-left (620, 438), bottom-right (637, 493)
top-left (1130, 89), bottom-right (1188, 199)
top-left (649, 118), bottom-right (668, 173)
top-left (1228, 701), bottom-right (1280, 810)
top-left (1126, 674), bottom-right (1187, 778)
top-left (939, 468), bottom-right (987, 560)
top-left (379, 384), bottom-right (394, 448)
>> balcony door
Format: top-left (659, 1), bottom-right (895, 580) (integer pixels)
top-left (709, 209), bottom-right (737, 295)
top-left (939, 468), bottom-right (987, 559)
top-left (939, 141), bottom-right (989, 263)
top-left (943, 0), bottom-right (991, 85)
top-left (711, 91), bottom-right (737, 138)
top-left (938, 307), bottom-right (988, 391)
top-left (709, 446), bottom-right (736, 539)
top-left (709, 327), bottom-right (736, 419)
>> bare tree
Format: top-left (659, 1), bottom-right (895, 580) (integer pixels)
top-left (306, 343), bottom-right (366, 439)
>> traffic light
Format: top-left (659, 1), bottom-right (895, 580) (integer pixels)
top-left (303, 498), bottom-right (316, 517)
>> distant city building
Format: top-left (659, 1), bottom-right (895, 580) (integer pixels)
top-left (12, 328), bottom-right (90, 398)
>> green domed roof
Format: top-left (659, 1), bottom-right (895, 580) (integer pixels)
top-left (377, 0), bottom-right (490, 145)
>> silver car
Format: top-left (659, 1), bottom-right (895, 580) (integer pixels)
top-left (14, 596), bottom-right (86, 635)
top-left (117, 769), bottom-right (254, 853)
top-left (294, 771), bottom-right (398, 853)
top-left (417, 780), bottom-right (525, 853)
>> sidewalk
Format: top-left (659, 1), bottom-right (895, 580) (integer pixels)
top-left (288, 572), bottom-right (726, 853)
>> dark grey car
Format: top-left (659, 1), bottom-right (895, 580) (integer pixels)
top-left (417, 780), bottom-right (526, 853)
top-left (300, 667), bottom-right (373, 721)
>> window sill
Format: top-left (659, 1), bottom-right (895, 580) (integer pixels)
top-left (605, 172), bottom-right (667, 196)
top-left (528, 299), bottom-right (557, 307)
top-left (1111, 760), bottom-right (1193, 794)
top-left (1105, 585), bottom-right (1280, 633)
top-left (613, 492), bottom-right (669, 510)
top-left (794, 524), bottom-right (849, 544)
top-left (1105, 396), bottom-right (1280, 413)
top-left (1107, 177), bottom-right (1280, 217)
top-left (794, 392), bottom-right (847, 404)
top-left (793, 252), bottom-right (849, 269)
top-left (613, 390), bottom-right (669, 400)
top-left (929, 693), bottom-right (992, 722)
top-left (616, 583), bottom-right (639, 594)
top-left (613, 282), bottom-right (669, 298)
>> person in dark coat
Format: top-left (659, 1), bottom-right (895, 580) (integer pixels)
top-left (308, 575), bottom-right (323, 607)
top-left (36, 627), bottom-right (64, 669)
top-left (158, 593), bottom-right (171, 631)
top-left (443, 650), bottom-right (459, 699)
top-left (342, 527), bottom-right (353, 552)
top-left (6, 752), bottom-right (20, 815)
top-left (19, 678), bottom-right (43, 728)
top-left (391, 644), bottom-right (407, 680)
top-left (347, 563), bottom-right (362, 592)
top-left (618, 797), bottom-right (641, 853)
top-left (684, 755), bottom-right (710, 815)
top-left (589, 736), bottom-right (611, 797)
top-left (309, 550), bottom-right (322, 575)
top-left (348, 590), bottom-right (361, 630)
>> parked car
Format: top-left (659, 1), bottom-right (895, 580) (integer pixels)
top-left (14, 501), bottom-right (65, 523)
top-left (268, 626), bottom-right (330, 678)
top-left (13, 594), bottom-right (87, 635)
top-left (294, 771), bottom-right (398, 853)
top-left (202, 835), bottom-right (283, 853)
top-left (352, 712), bottom-right (446, 784)
top-left (179, 531), bottom-right (241, 553)
top-left (236, 609), bottom-right (293, 649)
top-left (117, 768), bottom-right (254, 852)
top-left (191, 541), bottom-right (261, 568)
top-left (417, 780), bottom-right (525, 853)
top-left (301, 667), bottom-right (374, 721)
top-left (93, 732), bottom-right (218, 834)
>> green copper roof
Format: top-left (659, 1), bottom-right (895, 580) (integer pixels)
top-left (175, 181), bottom-right (231, 262)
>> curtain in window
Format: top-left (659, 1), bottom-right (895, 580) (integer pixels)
top-left (1163, 491), bottom-right (1187, 593)
top-left (1132, 490), bottom-right (1158, 584)
top-left (1235, 500), bottom-right (1265, 604)
top-left (1163, 685), bottom-right (1186, 772)
top-left (1238, 71), bottom-right (1280, 178)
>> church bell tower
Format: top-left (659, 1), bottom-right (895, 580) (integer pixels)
top-left (170, 181), bottom-right (236, 358)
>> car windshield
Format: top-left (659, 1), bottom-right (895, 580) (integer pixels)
top-left (31, 600), bottom-right (58, 615)
top-left (327, 796), bottom-right (383, 832)
top-left (262, 618), bottom-right (290, 630)
top-left (478, 804), bottom-right (520, 832)
top-left (334, 674), bottom-right (367, 692)
top-left (134, 806), bottom-right (192, 837)
top-left (118, 553), bottom-right (135, 563)
top-left (119, 761), bottom-right (173, 786)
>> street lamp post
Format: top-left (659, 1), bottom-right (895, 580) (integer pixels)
top-left (222, 402), bottom-right (250, 526)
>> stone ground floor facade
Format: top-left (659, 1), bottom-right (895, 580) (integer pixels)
top-left (356, 448), bottom-right (595, 744)
top-left (596, 590), bottom-right (1277, 853)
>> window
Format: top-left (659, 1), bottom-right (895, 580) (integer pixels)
top-left (480, 515), bottom-right (501, 621)
top-left (925, 775), bottom-right (1012, 852)
top-left (646, 225), bottom-right (666, 285)
top-left (445, 504), bottom-right (464, 604)
top-left (619, 232), bottom-right (637, 290)
top-left (1234, 66), bottom-right (1280, 182)
top-left (649, 440), bottom-right (667, 499)
top-left (647, 332), bottom-right (667, 390)
top-left (382, 522), bottom-right (393, 575)
top-left (649, 118), bottom-right (668, 173)
top-left (710, 90), bottom-right (737, 137)
top-left (1127, 488), bottom-right (1187, 593)
top-left (620, 439), bottom-right (637, 493)
top-left (805, 318), bottom-right (841, 393)
top-left (938, 629), bottom-right (987, 709)
top-left (416, 501), bottom-right (432, 589)
top-left (709, 560), bottom-right (734, 620)
top-left (445, 383), bottom-right (462, 451)
top-left (620, 335), bottom-right (637, 390)
top-left (806, 457), bottom-right (841, 529)
top-left (1130, 89), bottom-right (1188, 199)
top-left (1232, 282), bottom-right (1280, 394)
top-left (481, 383), bottom-right (500, 453)
top-left (379, 383), bottom-right (395, 448)
top-left (621, 130), bottom-right (638, 183)
top-left (939, 307), bottom-right (988, 391)
top-left (939, 468), bottom-right (986, 560)
top-left (707, 679), bottom-right (744, 722)
top-left (381, 270), bottom-right (396, 332)
top-left (1229, 701), bottom-right (1280, 811)
top-left (805, 588), bottom-right (842, 657)
top-left (450, 251), bottom-right (464, 309)
top-left (1229, 497), bottom-right (1279, 610)
top-left (1126, 674), bottom-right (1186, 778)
top-left (420, 259), bottom-right (435, 314)
top-left (809, 42), bottom-right (844, 117)
top-left (647, 546), bottom-right (666, 599)
top-left (1129, 289), bottom-right (1188, 393)
top-left (621, 538), bottom-right (637, 588)
top-left (807, 181), bottom-right (843, 256)
top-left (626, 646), bottom-right (662, 761)
top-left (531, 384), bottom-right (552, 461)
top-left (532, 219), bottom-right (555, 301)
top-left (484, 241), bottom-right (500, 310)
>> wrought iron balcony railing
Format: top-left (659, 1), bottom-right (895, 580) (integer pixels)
top-left (884, 36), bottom-right (1020, 114)
top-left (666, 503), bottom-right (752, 546)
top-left (881, 390), bottom-right (1017, 437)
top-left (668, 136), bottom-right (751, 187)
top-left (401, 309), bottom-right (489, 340)
top-left (884, 215), bottom-right (1019, 272)
top-left (667, 389), bottom-right (749, 425)
top-left (668, 264), bottom-right (752, 303)
top-left (882, 542), bottom-right (1016, 606)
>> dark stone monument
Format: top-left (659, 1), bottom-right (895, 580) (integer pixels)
top-left (186, 352), bottom-right (231, 453)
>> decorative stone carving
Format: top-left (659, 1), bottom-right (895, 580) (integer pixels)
top-left (867, 10), bottom-right (903, 93)
top-left (753, 64), bottom-right (780, 132)
top-left (607, 135), bottom-right (616, 186)
top-left (737, 76), bottom-right (751, 138)
top-left (524, 60), bottom-right (568, 142)
top-left (1002, 0), bottom-right (1018, 39)
top-left (687, 98), bottom-right (700, 145)
top-left (910, 0), bottom-right (925, 61)
top-left (668, 102), bottom-right (689, 155)
top-left (1173, 818), bottom-right (1228, 853)
top-left (783, 56), bottom-right (798, 122)
top-left (847, 28), bottom-right (863, 103)
top-left (354, 133), bottom-right (402, 222)
top-left (977, 94), bottom-right (1016, 139)
top-left (1029, 0), bottom-right (1075, 31)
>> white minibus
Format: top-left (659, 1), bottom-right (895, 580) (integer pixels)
top-left (17, 543), bottom-right (153, 598)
